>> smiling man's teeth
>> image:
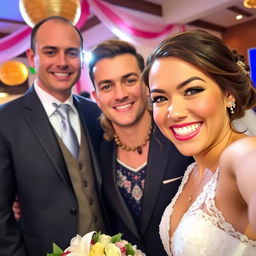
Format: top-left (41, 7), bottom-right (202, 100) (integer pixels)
top-left (173, 123), bottom-right (200, 135)
top-left (115, 103), bottom-right (132, 110)
top-left (54, 72), bottom-right (69, 77)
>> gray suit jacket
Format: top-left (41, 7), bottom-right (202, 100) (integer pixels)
top-left (0, 86), bottom-right (103, 256)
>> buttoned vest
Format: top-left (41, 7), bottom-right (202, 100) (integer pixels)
top-left (56, 122), bottom-right (105, 235)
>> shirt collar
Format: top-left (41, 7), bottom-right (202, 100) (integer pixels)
top-left (34, 81), bottom-right (77, 117)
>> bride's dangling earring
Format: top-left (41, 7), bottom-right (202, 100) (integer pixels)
top-left (228, 101), bottom-right (236, 114)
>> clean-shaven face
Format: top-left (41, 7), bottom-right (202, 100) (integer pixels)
top-left (149, 57), bottom-right (233, 157)
top-left (27, 19), bottom-right (82, 102)
top-left (92, 54), bottom-right (147, 129)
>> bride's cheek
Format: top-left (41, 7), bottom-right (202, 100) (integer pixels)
top-left (153, 106), bottom-right (163, 127)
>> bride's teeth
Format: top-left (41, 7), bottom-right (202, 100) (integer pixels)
top-left (173, 123), bottom-right (200, 135)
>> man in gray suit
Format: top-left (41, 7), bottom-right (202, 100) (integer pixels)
top-left (0, 16), bottom-right (105, 256)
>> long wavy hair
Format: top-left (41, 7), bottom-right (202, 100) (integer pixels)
top-left (143, 30), bottom-right (256, 123)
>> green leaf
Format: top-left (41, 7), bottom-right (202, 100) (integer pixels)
top-left (111, 233), bottom-right (123, 243)
top-left (29, 66), bottom-right (36, 74)
top-left (47, 243), bottom-right (63, 256)
top-left (92, 231), bottom-right (101, 243)
top-left (125, 243), bottom-right (135, 256)
top-left (53, 243), bottom-right (64, 253)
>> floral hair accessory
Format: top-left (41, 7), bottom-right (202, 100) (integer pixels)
top-left (47, 231), bottom-right (145, 256)
top-left (237, 60), bottom-right (250, 76)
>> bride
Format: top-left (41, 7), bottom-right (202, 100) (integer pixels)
top-left (143, 30), bottom-right (256, 255)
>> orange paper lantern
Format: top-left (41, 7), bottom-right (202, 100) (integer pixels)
top-left (19, 0), bottom-right (81, 27)
top-left (0, 61), bottom-right (29, 86)
top-left (243, 0), bottom-right (256, 8)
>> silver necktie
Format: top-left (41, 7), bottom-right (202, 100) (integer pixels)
top-left (53, 103), bottom-right (79, 158)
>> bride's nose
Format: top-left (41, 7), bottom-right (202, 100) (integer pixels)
top-left (167, 99), bottom-right (188, 120)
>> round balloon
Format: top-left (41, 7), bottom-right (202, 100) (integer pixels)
top-left (19, 0), bottom-right (81, 27)
top-left (243, 0), bottom-right (256, 8)
top-left (0, 61), bottom-right (29, 86)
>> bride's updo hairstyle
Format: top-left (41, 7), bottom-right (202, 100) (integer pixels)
top-left (143, 30), bottom-right (256, 122)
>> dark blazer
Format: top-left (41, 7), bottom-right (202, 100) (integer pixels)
top-left (101, 124), bottom-right (194, 256)
top-left (0, 86), bottom-right (103, 256)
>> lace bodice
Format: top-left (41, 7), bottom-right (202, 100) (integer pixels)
top-left (159, 162), bottom-right (256, 256)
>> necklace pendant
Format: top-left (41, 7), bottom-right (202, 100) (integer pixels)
top-left (137, 146), bottom-right (142, 154)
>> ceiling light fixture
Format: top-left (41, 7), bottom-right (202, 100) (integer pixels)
top-left (0, 92), bottom-right (9, 98)
top-left (236, 14), bottom-right (243, 19)
top-left (243, 0), bottom-right (256, 8)
top-left (83, 51), bottom-right (93, 64)
top-left (19, 0), bottom-right (81, 27)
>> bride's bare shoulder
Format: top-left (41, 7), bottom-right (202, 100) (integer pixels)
top-left (220, 136), bottom-right (256, 171)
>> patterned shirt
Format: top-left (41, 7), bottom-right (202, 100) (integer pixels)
top-left (116, 159), bottom-right (147, 226)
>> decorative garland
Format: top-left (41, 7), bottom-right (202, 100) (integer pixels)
top-left (0, 0), bottom-right (185, 93)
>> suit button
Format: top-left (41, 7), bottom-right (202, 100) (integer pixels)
top-left (78, 163), bottom-right (83, 170)
top-left (70, 208), bottom-right (77, 215)
top-left (83, 180), bottom-right (88, 187)
top-left (89, 198), bottom-right (93, 205)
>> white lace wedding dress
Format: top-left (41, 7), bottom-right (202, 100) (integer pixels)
top-left (159, 163), bottom-right (256, 256)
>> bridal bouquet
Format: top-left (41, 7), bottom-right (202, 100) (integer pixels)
top-left (47, 231), bottom-right (145, 256)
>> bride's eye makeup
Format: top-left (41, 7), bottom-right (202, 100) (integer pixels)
top-left (184, 87), bottom-right (205, 96)
top-left (151, 95), bottom-right (167, 103)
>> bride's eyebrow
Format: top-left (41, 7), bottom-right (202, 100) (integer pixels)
top-left (150, 88), bottom-right (166, 94)
top-left (150, 77), bottom-right (206, 94)
top-left (177, 76), bottom-right (206, 90)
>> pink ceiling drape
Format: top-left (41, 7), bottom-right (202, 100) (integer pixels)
top-left (0, 0), bottom-right (185, 92)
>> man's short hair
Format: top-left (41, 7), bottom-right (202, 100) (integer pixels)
top-left (88, 39), bottom-right (144, 87)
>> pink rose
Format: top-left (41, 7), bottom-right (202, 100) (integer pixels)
top-left (61, 251), bottom-right (71, 256)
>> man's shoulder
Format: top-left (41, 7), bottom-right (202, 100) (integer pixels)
top-left (101, 138), bottom-right (115, 147)
top-left (74, 95), bottom-right (100, 111)
top-left (0, 97), bottom-right (27, 132)
top-left (74, 94), bottom-right (95, 105)
top-left (100, 138), bottom-right (115, 156)
top-left (0, 86), bottom-right (36, 113)
top-left (0, 95), bottom-right (25, 113)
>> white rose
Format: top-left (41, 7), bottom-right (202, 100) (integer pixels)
top-left (98, 234), bottom-right (112, 246)
top-left (105, 243), bottom-right (121, 256)
top-left (65, 234), bottom-right (82, 252)
top-left (64, 231), bottom-right (95, 256)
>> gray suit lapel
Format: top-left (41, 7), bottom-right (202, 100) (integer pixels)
top-left (140, 125), bottom-right (171, 234)
top-left (23, 86), bottom-right (71, 186)
top-left (104, 142), bottom-right (141, 239)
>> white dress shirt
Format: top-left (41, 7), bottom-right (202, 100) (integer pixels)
top-left (34, 81), bottom-right (81, 144)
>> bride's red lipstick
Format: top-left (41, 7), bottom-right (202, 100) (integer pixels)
top-left (169, 121), bottom-right (202, 141)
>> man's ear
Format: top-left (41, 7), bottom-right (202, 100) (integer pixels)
top-left (26, 49), bottom-right (35, 69)
top-left (92, 90), bottom-right (101, 108)
top-left (81, 50), bottom-right (84, 69)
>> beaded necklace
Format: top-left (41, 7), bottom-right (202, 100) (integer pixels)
top-left (114, 125), bottom-right (152, 155)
